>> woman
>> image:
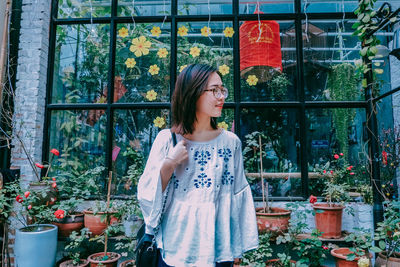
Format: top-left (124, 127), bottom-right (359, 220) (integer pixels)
top-left (138, 64), bottom-right (258, 267)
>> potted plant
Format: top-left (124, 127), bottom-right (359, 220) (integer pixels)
top-left (83, 200), bottom-right (119, 236)
top-left (245, 132), bottom-right (291, 235)
top-left (87, 172), bottom-right (121, 267)
top-left (312, 153), bottom-right (351, 239)
top-left (371, 200), bottom-right (400, 267)
top-left (330, 228), bottom-right (373, 267)
top-left (60, 228), bottom-right (91, 267)
top-left (8, 182), bottom-right (58, 267)
top-left (52, 198), bottom-right (85, 238)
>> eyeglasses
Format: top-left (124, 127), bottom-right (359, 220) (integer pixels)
top-left (204, 85), bottom-right (229, 99)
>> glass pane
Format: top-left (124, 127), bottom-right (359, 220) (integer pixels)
top-left (217, 109), bottom-right (234, 132)
top-left (241, 108), bottom-right (301, 197)
top-left (57, 0), bottom-right (111, 18)
top-left (301, 0), bottom-right (357, 13)
top-left (240, 0), bottom-right (294, 14)
top-left (240, 20), bottom-right (296, 101)
top-left (118, 0), bottom-right (171, 16)
top-left (303, 20), bottom-right (362, 101)
top-left (115, 23), bottom-right (171, 103)
top-left (178, 0), bottom-right (232, 15)
top-left (306, 108), bottom-right (369, 198)
top-left (112, 109), bottom-right (170, 195)
top-left (52, 24), bottom-right (110, 104)
top-left (177, 21), bottom-right (234, 102)
top-left (48, 110), bottom-right (107, 196)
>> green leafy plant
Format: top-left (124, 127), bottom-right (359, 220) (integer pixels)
top-left (344, 228), bottom-right (373, 261)
top-left (241, 232), bottom-right (273, 266)
top-left (296, 230), bottom-right (328, 267)
top-left (371, 201), bottom-right (400, 259)
top-left (65, 228), bottom-right (91, 266)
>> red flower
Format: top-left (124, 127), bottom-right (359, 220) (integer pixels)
top-left (382, 151), bottom-right (388, 166)
top-left (334, 154), bottom-right (339, 159)
top-left (50, 149), bottom-right (60, 156)
top-left (16, 195), bottom-right (23, 203)
top-left (51, 182), bottom-right (57, 188)
top-left (347, 166), bottom-right (353, 171)
top-left (339, 153), bottom-right (344, 156)
top-left (28, 205), bottom-right (32, 210)
top-left (350, 172), bottom-right (355, 175)
top-left (24, 191), bottom-right (30, 198)
top-left (309, 195), bottom-right (317, 204)
top-left (52, 177), bottom-right (56, 181)
top-left (322, 245), bottom-right (329, 250)
top-left (330, 170), bottom-right (334, 174)
top-left (54, 209), bottom-right (65, 219)
top-left (35, 163), bottom-right (44, 169)
top-left (323, 170), bottom-right (327, 174)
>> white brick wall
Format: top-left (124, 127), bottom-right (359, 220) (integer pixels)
top-left (11, 0), bottom-right (51, 188)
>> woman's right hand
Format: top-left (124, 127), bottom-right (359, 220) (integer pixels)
top-left (165, 140), bottom-right (188, 168)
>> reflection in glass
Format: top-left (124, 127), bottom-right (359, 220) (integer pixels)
top-left (48, 110), bottom-right (107, 192)
top-left (115, 23), bottom-right (171, 103)
top-left (302, 20), bottom-right (363, 101)
top-left (241, 108), bottom-right (301, 197)
top-left (239, 0), bottom-right (294, 14)
top-left (112, 109), bottom-right (170, 195)
top-left (58, 0), bottom-right (111, 18)
top-left (178, 0), bottom-right (232, 15)
top-left (52, 24), bottom-right (110, 103)
top-left (118, 0), bottom-right (171, 16)
top-left (177, 21), bottom-right (234, 102)
top-left (306, 108), bottom-right (368, 196)
top-left (240, 20), bottom-right (296, 101)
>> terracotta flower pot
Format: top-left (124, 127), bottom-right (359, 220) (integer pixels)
top-left (313, 203), bottom-right (344, 239)
top-left (119, 259), bottom-right (135, 267)
top-left (53, 213), bottom-right (84, 238)
top-left (83, 210), bottom-right (118, 236)
top-left (256, 207), bottom-right (291, 235)
top-left (87, 252), bottom-right (121, 267)
top-left (375, 252), bottom-right (400, 267)
top-left (331, 248), bottom-right (371, 267)
top-left (59, 259), bottom-right (89, 267)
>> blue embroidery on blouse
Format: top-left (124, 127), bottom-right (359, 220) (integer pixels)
top-left (174, 179), bottom-right (179, 189)
top-left (218, 148), bottom-right (232, 162)
top-left (194, 173), bottom-right (212, 188)
top-left (222, 169), bottom-right (234, 185)
top-left (194, 150), bottom-right (211, 166)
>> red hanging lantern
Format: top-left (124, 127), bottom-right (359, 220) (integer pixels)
top-left (240, 12), bottom-right (282, 83)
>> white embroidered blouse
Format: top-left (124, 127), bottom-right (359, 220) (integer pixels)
top-left (137, 129), bottom-right (259, 267)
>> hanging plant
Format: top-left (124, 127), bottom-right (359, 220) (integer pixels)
top-left (327, 63), bottom-right (359, 158)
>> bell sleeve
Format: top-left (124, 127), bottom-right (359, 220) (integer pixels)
top-left (137, 129), bottom-right (173, 235)
top-left (231, 138), bottom-right (259, 256)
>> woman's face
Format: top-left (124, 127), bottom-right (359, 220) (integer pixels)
top-left (196, 72), bottom-right (225, 119)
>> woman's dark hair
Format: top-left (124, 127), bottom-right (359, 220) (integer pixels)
top-left (171, 64), bottom-right (220, 135)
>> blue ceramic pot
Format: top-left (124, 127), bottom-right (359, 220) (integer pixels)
top-left (15, 224), bottom-right (58, 267)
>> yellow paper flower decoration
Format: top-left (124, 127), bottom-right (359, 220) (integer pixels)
top-left (97, 96), bottom-right (107, 103)
top-left (130, 36), bottom-right (151, 57)
top-left (125, 58), bottom-right (136, 68)
top-left (217, 121), bottom-right (229, 131)
top-left (179, 65), bottom-right (188, 73)
top-left (178, 26), bottom-right (188, 37)
top-left (357, 257), bottom-right (369, 267)
top-left (223, 27), bottom-right (234, 37)
top-left (149, 64), bottom-right (160, 75)
top-left (151, 26), bottom-right (161, 37)
top-left (153, 116), bottom-right (165, 128)
top-left (201, 26), bottom-right (211, 37)
top-left (218, 64), bottom-right (229, 76)
top-left (246, 75), bottom-right (258, 86)
top-left (146, 90), bottom-right (158, 101)
top-left (157, 48), bottom-right (168, 58)
top-left (118, 27), bottom-right (129, 38)
top-left (190, 47), bottom-right (201, 58)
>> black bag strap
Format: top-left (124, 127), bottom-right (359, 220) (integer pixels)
top-left (151, 130), bottom-right (177, 245)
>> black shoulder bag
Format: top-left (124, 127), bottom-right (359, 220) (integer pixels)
top-left (135, 131), bottom-right (177, 267)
